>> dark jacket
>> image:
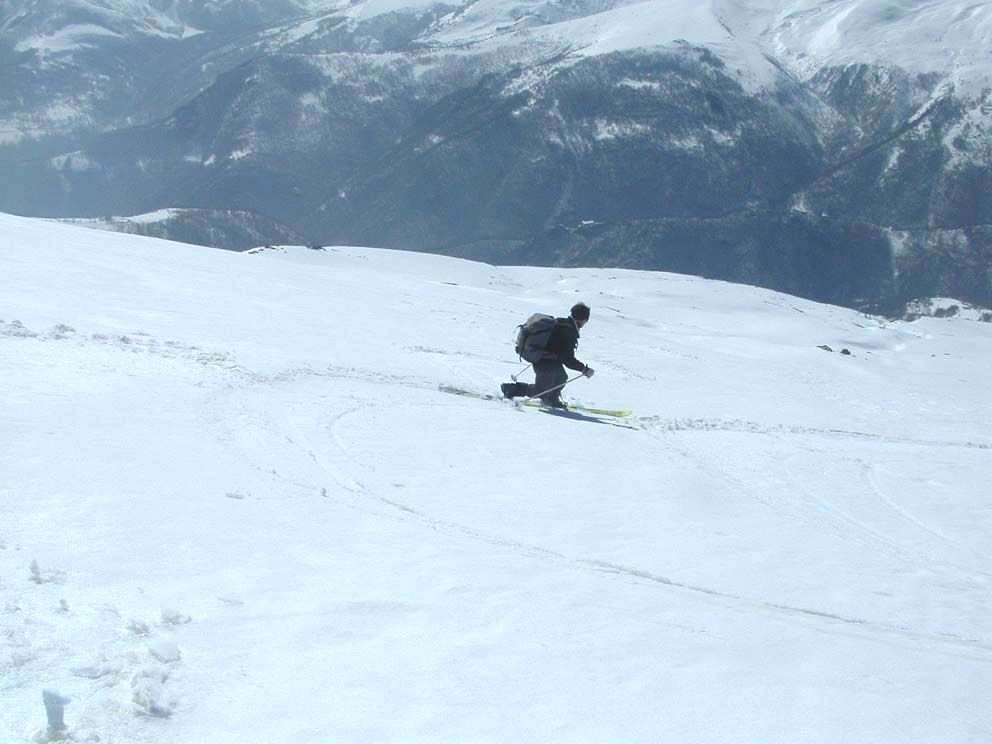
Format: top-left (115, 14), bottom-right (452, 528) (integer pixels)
top-left (545, 317), bottom-right (586, 372)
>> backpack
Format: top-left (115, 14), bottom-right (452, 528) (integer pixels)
top-left (515, 313), bottom-right (557, 362)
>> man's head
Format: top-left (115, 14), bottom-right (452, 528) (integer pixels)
top-left (570, 302), bottom-right (591, 328)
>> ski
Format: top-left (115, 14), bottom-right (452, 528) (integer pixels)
top-left (521, 400), bottom-right (633, 418)
top-left (439, 385), bottom-right (632, 419)
top-left (573, 404), bottom-right (633, 418)
top-left (438, 384), bottom-right (501, 401)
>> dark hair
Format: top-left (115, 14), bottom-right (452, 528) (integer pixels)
top-left (570, 302), bottom-right (590, 322)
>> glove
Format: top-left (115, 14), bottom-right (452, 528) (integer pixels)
top-left (583, 366), bottom-right (595, 378)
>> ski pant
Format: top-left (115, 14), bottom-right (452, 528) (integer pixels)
top-left (516, 360), bottom-right (567, 404)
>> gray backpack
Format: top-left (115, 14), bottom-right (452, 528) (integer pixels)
top-left (515, 313), bottom-right (557, 362)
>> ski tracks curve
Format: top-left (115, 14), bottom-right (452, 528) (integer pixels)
top-left (288, 398), bottom-right (992, 662)
top-left (858, 458), bottom-right (992, 566)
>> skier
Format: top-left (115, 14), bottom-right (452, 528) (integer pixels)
top-left (501, 302), bottom-right (595, 408)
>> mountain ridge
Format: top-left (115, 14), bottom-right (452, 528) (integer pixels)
top-left (2, 0), bottom-right (990, 309)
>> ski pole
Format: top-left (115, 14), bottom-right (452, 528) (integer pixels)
top-left (528, 374), bottom-right (585, 401)
top-left (511, 362), bottom-right (532, 382)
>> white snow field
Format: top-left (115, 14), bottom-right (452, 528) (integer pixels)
top-left (2, 210), bottom-right (991, 742)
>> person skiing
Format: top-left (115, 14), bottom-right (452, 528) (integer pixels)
top-left (501, 302), bottom-right (595, 408)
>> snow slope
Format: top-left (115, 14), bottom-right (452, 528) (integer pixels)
top-left (2, 211), bottom-right (991, 742)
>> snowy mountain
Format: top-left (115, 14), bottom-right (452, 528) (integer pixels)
top-left (2, 211), bottom-right (991, 742)
top-left (1, 1), bottom-right (991, 309)
top-left (57, 208), bottom-right (307, 251)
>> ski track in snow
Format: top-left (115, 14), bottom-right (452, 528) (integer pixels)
top-left (859, 458), bottom-right (992, 565)
top-left (11, 318), bottom-right (985, 451)
top-left (7, 315), bottom-right (989, 452)
top-left (781, 451), bottom-right (992, 584)
top-left (221, 366), bottom-right (992, 663)
top-left (637, 414), bottom-right (992, 452)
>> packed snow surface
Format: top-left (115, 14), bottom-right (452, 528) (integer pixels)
top-left (2, 211), bottom-right (991, 742)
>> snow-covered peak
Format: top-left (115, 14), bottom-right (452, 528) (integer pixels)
top-left (6, 0), bottom-right (991, 90)
top-left (307, 0), bottom-right (781, 92)
top-left (0, 0), bottom-right (350, 50)
top-left (340, 0), bottom-right (992, 92)
top-left (757, 0), bottom-right (992, 93)
top-left (428, 0), bottom-right (728, 53)
top-left (2, 0), bottom-right (203, 50)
